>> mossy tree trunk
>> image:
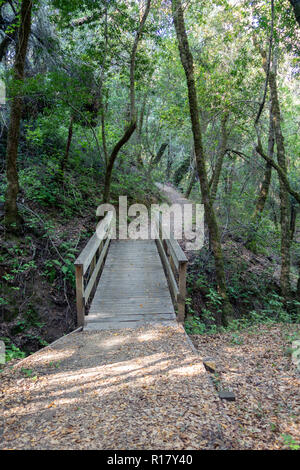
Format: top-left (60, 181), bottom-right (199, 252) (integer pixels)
top-left (150, 142), bottom-right (168, 167)
top-left (185, 166), bottom-right (196, 199)
top-left (297, 266), bottom-right (300, 300)
top-left (210, 112), bottom-right (229, 203)
top-left (171, 0), bottom-right (233, 326)
top-left (4, 0), bottom-right (32, 233)
top-left (253, 105), bottom-right (274, 219)
top-left (269, 64), bottom-right (291, 301)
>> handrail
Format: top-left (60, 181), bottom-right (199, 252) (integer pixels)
top-left (154, 212), bottom-right (188, 323)
top-left (74, 211), bottom-right (114, 326)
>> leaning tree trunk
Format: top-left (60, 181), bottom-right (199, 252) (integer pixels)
top-left (210, 112), bottom-right (229, 203)
top-left (290, 198), bottom-right (297, 241)
top-left (103, 0), bottom-right (151, 203)
top-left (297, 266), bottom-right (300, 300)
top-left (103, 121), bottom-right (137, 203)
top-left (253, 106), bottom-right (274, 219)
top-left (136, 93), bottom-right (147, 167)
top-left (171, 0), bottom-right (233, 326)
top-left (4, 0), bottom-right (32, 233)
top-left (150, 142), bottom-right (168, 167)
top-left (185, 145), bottom-right (196, 198)
top-left (185, 166), bottom-right (196, 199)
top-left (269, 65), bottom-right (291, 301)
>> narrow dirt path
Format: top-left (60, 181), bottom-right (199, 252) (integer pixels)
top-left (0, 325), bottom-right (231, 449)
top-left (157, 182), bottom-right (191, 206)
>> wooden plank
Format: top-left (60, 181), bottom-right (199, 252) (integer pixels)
top-left (86, 313), bottom-right (176, 322)
top-left (165, 237), bottom-right (187, 270)
top-left (153, 212), bottom-right (187, 264)
top-left (75, 212), bottom-right (113, 274)
top-left (85, 239), bottom-right (177, 330)
top-left (177, 261), bottom-right (187, 323)
top-left (85, 320), bottom-right (176, 331)
top-left (152, 212), bottom-right (188, 322)
top-left (84, 236), bottom-right (111, 304)
top-left (91, 297), bottom-right (173, 304)
top-left (155, 238), bottom-right (179, 303)
top-left (91, 302), bottom-right (172, 309)
top-left (89, 307), bottom-right (174, 315)
top-left (75, 264), bottom-right (85, 326)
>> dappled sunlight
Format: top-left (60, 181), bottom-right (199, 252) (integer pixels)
top-left (137, 330), bottom-right (165, 342)
top-left (3, 338), bottom-right (208, 422)
top-left (15, 348), bottom-right (77, 366)
top-left (167, 362), bottom-right (205, 377)
top-left (1, 325), bottom-right (230, 449)
top-left (223, 344), bottom-right (270, 355)
top-left (97, 334), bottom-right (131, 348)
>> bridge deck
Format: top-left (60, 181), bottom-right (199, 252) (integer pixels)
top-left (85, 240), bottom-right (176, 330)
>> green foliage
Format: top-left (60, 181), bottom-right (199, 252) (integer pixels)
top-left (12, 306), bottom-right (45, 335)
top-left (185, 317), bottom-right (207, 335)
top-left (18, 163), bottom-right (101, 218)
top-left (281, 434), bottom-right (300, 450)
top-left (0, 337), bottom-right (26, 363)
top-left (43, 254), bottom-right (75, 286)
top-left (110, 167), bottom-right (160, 205)
top-left (230, 333), bottom-right (244, 345)
top-left (20, 368), bottom-right (37, 379)
top-left (20, 165), bottom-right (61, 207)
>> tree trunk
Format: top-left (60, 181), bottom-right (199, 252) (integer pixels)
top-left (290, 197), bottom-right (297, 241)
top-left (103, 121), bottom-right (137, 203)
top-left (102, 0), bottom-right (151, 203)
top-left (253, 105), bottom-right (274, 218)
top-left (129, 0), bottom-right (151, 121)
top-left (4, 0), bottom-right (32, 233)
top-left (171, 0), bottom-right (233, 326)
top-left (210, 112), bottom-right (229, 203)
top-left (100, 94), bottom-right (109, 168)
top-left (136, 93), bottom-right (147, 167)
top-left (185, 166), bottom-right (196, 199)
top-left (166, 144), bottom-right (173, 179)
top-left (289, 0), bottom-right (300, 27)
top-left (269, 64), bottom-right (291, 301)
top-left (185, 145), bottom-right (196, 198)
top-left (150, 142), bottom-right (168, 166)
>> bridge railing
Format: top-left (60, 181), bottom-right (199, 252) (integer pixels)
top-left (74, 211), bottom-right (114, 326)
top-left (154, 213), bottom-right (188, 323)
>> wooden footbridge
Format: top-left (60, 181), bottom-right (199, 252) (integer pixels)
top-left (74, 212), bottom-right (188, 330)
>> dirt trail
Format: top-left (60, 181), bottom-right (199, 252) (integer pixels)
top-left (0, 325), bottom-right (231, 449)
top-left (157, 183), bottom-right (191, 206)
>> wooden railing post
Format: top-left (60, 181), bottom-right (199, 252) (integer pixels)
top-left (177, 261), bottom-right (187, 323)
top-left (154, 211), bottom-right (188, 324)
top-left (159, 212), bottom-right (162, 240)
top-left (74, 211), bottom-right (114, 327)
top-left (75, 264), bottom-right (85, 327)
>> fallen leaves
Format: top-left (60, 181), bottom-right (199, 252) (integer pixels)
top-left (1, 323), bottom-right (298, 450)
top-left (191, 323), bottom-right (300, 450)
top-left (0, 325), bottom-right (227, 450)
